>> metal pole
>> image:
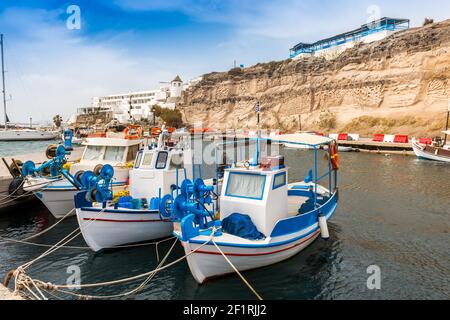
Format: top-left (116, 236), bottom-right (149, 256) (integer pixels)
top-left (1, 34), bottom-right (7, 131)
top-left (444, 103), bottom-right (450, 146)
top-left (314, 146), bottom-right (317, 209)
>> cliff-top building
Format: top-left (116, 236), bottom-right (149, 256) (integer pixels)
top-left (290, 17), bottom-right (410, 60)
top-left (73, 75), bottom-right (197, 124)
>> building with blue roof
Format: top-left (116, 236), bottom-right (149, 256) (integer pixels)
top-left (290, 17), bottom-right (410, 60)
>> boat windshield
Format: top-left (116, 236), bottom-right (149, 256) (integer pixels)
top-left (226, 173), bottom-right (266, 200)
top-left (83, 146), bottom-right (104, 161)
top-left (141, 152), bottom-right (154, 167)
top-left (104, 146), bottom-right (126, 162)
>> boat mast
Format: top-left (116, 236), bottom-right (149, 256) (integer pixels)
top-left (1, 34), bottom-right (7, 131)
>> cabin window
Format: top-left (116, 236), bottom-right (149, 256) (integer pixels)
top-left (126, 145), bottom-right (140, 162)
top-left (155, 152), bottom-right (168, 169)
top-left (134, 151), bottom-right (143, 169)
top-left (273, 172), bottom-right (286, 190)
top-left (83, 146), bottom-right (104, 161)
top-left (104, 146), bottom-right (126, 162)
top-left (225, 173), bottom-right (266, 200)
top-left (141, 153), bottom-right (154, 167)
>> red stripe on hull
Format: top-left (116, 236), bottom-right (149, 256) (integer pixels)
top-left (191, 230), bottom-right (320, 257)
top-left (82, 218), bottom-right (163, 223)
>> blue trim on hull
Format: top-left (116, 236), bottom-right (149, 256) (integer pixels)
top-left (180, 193), bottom-right (337, 249)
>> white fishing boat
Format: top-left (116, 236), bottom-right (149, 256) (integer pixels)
top-left (412, 107), bottom-right (450, 163)
top-left (412, 132), bottom-right (450, 163)
top-left (22, 130), bottom-right (143, 218)
top-left (159, 133), bottom-right (340, 283)
top-left (74, 131), bottom-right (195, 251)
top-left (0, 129), bottom-right (60, 141)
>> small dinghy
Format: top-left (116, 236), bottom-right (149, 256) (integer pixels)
top-left (159, 133), bottom-right (340, 283)
top-left (74, 130), bottom-right (197, 252)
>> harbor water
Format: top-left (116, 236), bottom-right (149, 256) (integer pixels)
top-left (0, 145), bottom-right (449, 300)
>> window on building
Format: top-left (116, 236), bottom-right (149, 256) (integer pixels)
top-left (226, 173), bottom-right (266, 200)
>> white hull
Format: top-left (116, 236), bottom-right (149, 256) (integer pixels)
top-left (24, 169), bottom-right (130, 219)
top-left (76, 208), bottom-right (173, 252)
top-left (34, 188), bottom-right (77, 219)
top-left (183, 230), bottom-right (320, 284)
top-left (0, 130), bottom-right (59, 141)
top-left (412, 140), bottom-right (450, 163)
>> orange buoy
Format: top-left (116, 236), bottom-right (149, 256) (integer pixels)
top-left (330, 141), bottom-right (340, 170)
top-left (124, 125), bottom-right (143, 140)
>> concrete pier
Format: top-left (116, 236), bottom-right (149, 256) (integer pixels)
top-left (0, 284), bottom-right (24, 300)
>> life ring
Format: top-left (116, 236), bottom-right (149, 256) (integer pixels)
top-left (124, 125), bottom-right (142, 140)
top-left (330, 141), bottom-right (340, 170)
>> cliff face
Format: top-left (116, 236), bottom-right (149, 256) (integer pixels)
top-left (179, 20), bottom-right (450, 136)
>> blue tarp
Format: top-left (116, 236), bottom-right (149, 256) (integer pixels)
top-left (222, 213), bottom-right (265, 240)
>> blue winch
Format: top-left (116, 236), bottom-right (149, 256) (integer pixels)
top-left (159, 178), bottom-right (216, 227)
top-left (63, 129), bottom-right (74, 151)
top-left (76, 164), bottom-right (114, 203)
top-left (22, 145), bottom-right (70, 178)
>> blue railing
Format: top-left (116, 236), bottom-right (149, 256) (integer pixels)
top-left (290, 23), bottom-right (408, 58)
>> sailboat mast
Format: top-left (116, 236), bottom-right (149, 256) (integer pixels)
top-left (1, 34), bottom-right (7, 131)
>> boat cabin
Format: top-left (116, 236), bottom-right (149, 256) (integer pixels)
top-left (220, 165), bottom-right (289, 237)
top-left (70, 137), bottom-right (142, 174)
top-left (129, 148), bottom-right (193, 199)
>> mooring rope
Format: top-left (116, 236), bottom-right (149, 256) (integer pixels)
top-left (49, 238), bottom-right (180, 300)
top-left (12, 224), bottom-right (263, 300)
top-left (211, 239), bottom-right (263, 300)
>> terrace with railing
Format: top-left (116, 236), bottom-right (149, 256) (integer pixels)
top-left (289, 17), bottom-right (410, 58)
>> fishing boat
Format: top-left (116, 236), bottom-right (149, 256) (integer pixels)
top-left (412, 107), bottom-right (450, 163)
top-left (74, 130), bottom-right (197, 252)
top-left (412, 131), bottom-right (450, 163)
top-left (0, 34), bottom-right (59, 142)
top-left (159, 133), bottom-right (339, 283)
top-left (22, 129), bottom-right (143, 218)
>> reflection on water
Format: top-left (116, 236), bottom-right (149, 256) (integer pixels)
top-left (0, 147), bottom-right (449, 300)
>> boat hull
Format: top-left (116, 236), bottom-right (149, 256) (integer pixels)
top-left (34, 188), bottom-right (77, 219)
top-left (412, 140), bottom-right (450, 163)
top-left (182, 230), bottom-right (320, 284)
top-left (76, 208), bottom-right (173, 252)
top-left (179, 191), bottom-right (338, 284)
top-left (0, 130), bottom-right (59, 141)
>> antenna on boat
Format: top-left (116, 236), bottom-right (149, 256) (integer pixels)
top-left (251, 100), bottom-right (261, 167)
top-left (1, 34), bottom-right (7, 131)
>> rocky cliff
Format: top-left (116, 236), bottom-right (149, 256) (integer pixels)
top-left (179, 19), bottom-right (450, 136)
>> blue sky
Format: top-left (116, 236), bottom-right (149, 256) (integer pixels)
top-left (1, 0), bottom-right (450, 123)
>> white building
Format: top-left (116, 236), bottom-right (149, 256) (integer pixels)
top-left (76, 75), bottom-right (190, 124)
top-left (289, 17), bottom-right (410, 60)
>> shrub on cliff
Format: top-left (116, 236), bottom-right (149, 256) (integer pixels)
top-left (423, 18), bottom-right (434, 26)
top-left (151, 105), bottom-right (184, 128)
top-left (228, 67), bottom-right (243, 76)
top-left (317, 110), bottom-right (337, 130)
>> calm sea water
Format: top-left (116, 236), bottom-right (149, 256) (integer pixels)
top-left (0, 140), bottom-right (61, 157)
top-left (0, 146), bottom-right (449, 300)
